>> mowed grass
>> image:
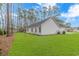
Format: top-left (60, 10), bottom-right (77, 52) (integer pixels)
top-left (9, 32), bottom-right (79, 56)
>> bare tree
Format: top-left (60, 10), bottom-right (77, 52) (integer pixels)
top-left (22, 9), bottom-right (28, 32)
top-left (6, 3), bottom-right (12, 36)
top-left (17, 4), bottom-right (24, 32)
top-left (0, 4), bottom-right (3, 29)
top-left (28, 9), bottom-right (37, 25)
top-left (42, 6), bottom-right (47, 20)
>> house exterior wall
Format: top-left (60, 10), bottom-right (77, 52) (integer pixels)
top-left (33, 28), bottom-right (35, 33)
top-left (41, 18), bottom-right (60, 35)
top-left (27, 18), bottom-right (66, 35)
top-left (27, 26), bottom-right (41, 35)
top-left (27, 27), bottom-right (31, 33)
top-left (35, 26), bottom-right (41, 35)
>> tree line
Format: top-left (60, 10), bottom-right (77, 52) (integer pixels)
top-left (0, 3), bottom-right (71, 36)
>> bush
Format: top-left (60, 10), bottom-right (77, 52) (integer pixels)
top-left (4, 30), bottom-right (7, 34)
top-left (0, 29), bottom-right (3, 35)
top-left (62, 31), bottom-right (66, 34)
top-left (57, 31), bottom-right (60, 34)
top-left (0, 29), bottom-right (7, 35)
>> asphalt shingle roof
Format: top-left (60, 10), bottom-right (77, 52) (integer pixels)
top-left (28, 16), bottom-right (66, 28)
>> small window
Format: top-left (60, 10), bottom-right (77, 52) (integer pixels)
top-left (35, 27), bottom-right (37, 32)
top-left (31, 28), bottom-right (33, 32)
top-left (39, 26), bottom-right (41, 33)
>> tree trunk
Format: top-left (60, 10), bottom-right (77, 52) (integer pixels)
top-left (6, 3), bottom-right (11, 37)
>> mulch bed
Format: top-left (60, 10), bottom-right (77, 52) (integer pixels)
top-left (0, 35), bottom-right (14, 56)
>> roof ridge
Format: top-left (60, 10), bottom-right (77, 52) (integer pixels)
top-left (28, 16), bottom-right (66, 28)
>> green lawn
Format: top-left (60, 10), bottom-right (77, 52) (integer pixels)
top-left (9, 32), bottom-right (79, 56)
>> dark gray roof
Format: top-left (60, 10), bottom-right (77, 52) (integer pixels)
top-left (28, 17), bottom-right (66, 28)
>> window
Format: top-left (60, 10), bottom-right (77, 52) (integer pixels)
top-left (39, 26), bottom-right (41, 33)
top-left (35, 27), bottom-right (37, 32)
top-left (31, 28), bottom-right (33, 32)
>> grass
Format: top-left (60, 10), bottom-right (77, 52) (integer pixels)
top-left (8, 32), bottom-right (79, 56)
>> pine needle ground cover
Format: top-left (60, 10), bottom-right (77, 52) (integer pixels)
top-left (9, 32), bottom-right (79, 56)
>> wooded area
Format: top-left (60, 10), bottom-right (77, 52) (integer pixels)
top-left (0, 3), bottom-right (70, 36)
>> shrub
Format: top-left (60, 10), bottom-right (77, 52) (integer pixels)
top-left (62, 31), bottom-right (66, 34)
top-left (4, 30), bottom-right (7, 34)
top-left (0, 29), bottom-right (3, 35)
top-left (0, 29), bottom-right (7, 35)
top-left (57, 31), bottom-right (60, 34)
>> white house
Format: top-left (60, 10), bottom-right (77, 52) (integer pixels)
top-left (27, 17), bottom-right (66, 35)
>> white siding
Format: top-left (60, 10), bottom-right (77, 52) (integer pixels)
top-left (27, 26), bottom-right (41, 35)
top-left (36, 27), bottom-right (39, 34)
top-left (27, 28), bottom-right (31, 33)
top-left (27, 18), bottom-right (65, 35)
top-left (33, 28), bottom-right (35, 33)
top-left (34, 26), bottom-right (41, 35)
top-left (41, 18), bottom-right (60, 35)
